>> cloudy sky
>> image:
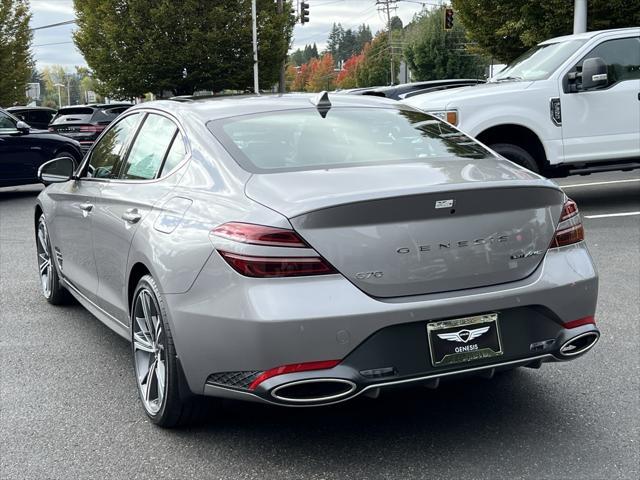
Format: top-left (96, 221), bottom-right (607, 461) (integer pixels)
top-left (30, 0), bottom-right (429, 71)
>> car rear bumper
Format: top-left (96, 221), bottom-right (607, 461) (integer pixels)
top-left (163, 242), bottom-right (598, 404)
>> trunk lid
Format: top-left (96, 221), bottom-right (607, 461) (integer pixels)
top-left (245, 158), bottom-right (564, 297)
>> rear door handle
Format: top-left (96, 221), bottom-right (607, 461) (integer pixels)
top-left (122, 209), bottom-right (142, 224)
top-left (79, 202), bottom-right (93, 212)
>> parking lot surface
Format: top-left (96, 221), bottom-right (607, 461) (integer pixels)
top-left (1, 171), bottom-right (638, 480)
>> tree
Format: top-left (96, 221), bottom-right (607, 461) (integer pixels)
top-left (306, 53), bottom-right (336, 92)
top-left (336, 52), bottom-right (364, 89)
top-left (326, 23), bottom-right (344, 60)
top-left (355, 24), bottom-right (372, 52)
top-left (0, 0), bottom-right (33, 107)
top-left (452, 0), bottom-right (640, 63)
top-left (403, 7), bottom-right (486, 81)
top-left (356, 33), bottom-right (392, 86)
top-left (289, 43), bottom-right (319, 66)
top-left (73, 0), bottom-right (294, 97)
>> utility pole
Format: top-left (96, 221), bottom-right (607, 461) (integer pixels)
top-left (54, 83), bottom-right (64, 108)
top-left (573, 0), bottom-right (587, 34)
top-left (277, 0), bottom-right (285, 94)
top-left (251, 0), bottom-right (259, 95)
top-left (376, 0), bottom-right (397, 85)
top-left (66, 78), bottom-right (71, 106)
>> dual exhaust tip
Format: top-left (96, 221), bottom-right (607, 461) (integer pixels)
top-left (269, 331), bottom-right (600, 404)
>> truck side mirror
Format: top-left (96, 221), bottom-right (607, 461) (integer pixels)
top-left (581, 57), bottom-right (608, 90)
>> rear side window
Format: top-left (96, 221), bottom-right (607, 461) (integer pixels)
top-left (160, 132), bottom-right (187, 175)
top-left (208, 107), bottom-right (491, 173)
top-left (0, 111), bottom-right (16, 130)
top-left (51, 107), bottom-right (94, 124)
top-left (87, 113), bottom-right (141, 179)
top-left (121, 114), bottom-right (177, 180)
top-left (31, 110), bottom-right (55, 125)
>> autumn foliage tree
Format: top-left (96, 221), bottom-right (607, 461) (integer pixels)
top-left (305, 54), bottom-right (336, 92)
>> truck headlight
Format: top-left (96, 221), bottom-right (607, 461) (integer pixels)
top-left (427, 110), bottom-right (458, 126)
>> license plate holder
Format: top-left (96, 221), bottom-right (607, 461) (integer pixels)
top-left (427, 313), bottom-right (503, 367)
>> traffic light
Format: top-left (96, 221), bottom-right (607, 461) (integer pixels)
top-left (444, 7), bottom-right (454, 30)
top-left (300, 1), bottom-right (309, 24)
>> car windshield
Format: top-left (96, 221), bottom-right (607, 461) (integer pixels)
top-left (492, 39), bottom-right (586, 82)
top-left (208, 107), bottom-right (491, 173)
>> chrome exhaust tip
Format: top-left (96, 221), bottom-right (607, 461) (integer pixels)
top-left (271, 378), bottom-right (356, 404)
top-left (559, 331), bottom-right (600, 357)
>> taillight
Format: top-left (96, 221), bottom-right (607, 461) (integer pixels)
top-left (211, 223), bottom-right (336, 278)
top-left (211, 222), bottom-right (307, 247)
top-left (550, 198), bottom-right (584, 248)
top-left (218, 252), bottom-right (335, 277)
top-left (79, 125), bottom-right (105, 133)
top-left (248, 360), bottom-right (341, 390)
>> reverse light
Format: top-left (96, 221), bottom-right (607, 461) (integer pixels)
top-left (211, 222), bottom-right (308, 247)
top-left (248, 360), bottom-right (341, 390)
top-left (550, 198), bottom-right (584, 248)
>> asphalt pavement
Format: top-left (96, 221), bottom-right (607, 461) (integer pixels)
top-left (1, 171), bottom-right (638, 480)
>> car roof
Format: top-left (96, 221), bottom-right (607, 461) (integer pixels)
top-left (6, 106), bottom-right (56, 112)
top-left (540, 27), bottom-right (640, 45)
top-left (128, 93), bottom-right (399, 123)
top-left (57, 103), bottom-right (132, 110)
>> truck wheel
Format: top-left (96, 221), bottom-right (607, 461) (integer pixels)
top-left (489, 143), bottom-right (539, 173)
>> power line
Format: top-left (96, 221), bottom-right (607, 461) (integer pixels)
top-left (33, 41), bottom-right (75, 48)
top-left (30, 19), bottom-right (76, 31)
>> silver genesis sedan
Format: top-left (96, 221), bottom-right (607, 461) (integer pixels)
top-left (35, 93), bottom-right (599, 427)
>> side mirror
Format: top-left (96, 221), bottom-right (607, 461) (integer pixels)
top-left (38, 157), bottom-right (77, 185)
top-left (581, 57), bottom-right (608, 90)
top-left (16, 120), bottom-right (30, 134)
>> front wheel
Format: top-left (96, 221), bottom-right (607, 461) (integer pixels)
top-left (489, 143), bottom-right (540, 173)
top-left (131, 275), bottom-right (204, 427)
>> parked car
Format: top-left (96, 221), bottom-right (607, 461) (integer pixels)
top-left (345, 79), bottom-right (486, 100)
top-left (0, 108), bottom-right (82, 187)
top-left (6, 106), bottom-right (57, 130)
top-left (404, 27), bottom-right (640, 177)
top-left (48, 103), bottom-right (132, 152)
top-left (35, 93), bottom-right (599, 427)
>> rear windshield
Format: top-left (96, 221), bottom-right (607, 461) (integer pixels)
top-left (51, 107), bottom-right (94, 124)
top-left (208, 107), bottom-right (491, 173)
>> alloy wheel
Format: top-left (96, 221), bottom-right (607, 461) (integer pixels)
top-left (36, 217), bottom-right (53, 298)
top-left (132, 289), bottom-right (167, 415)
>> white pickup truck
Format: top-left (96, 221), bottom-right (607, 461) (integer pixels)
top-left (404, 27), bottom-right (640, 177)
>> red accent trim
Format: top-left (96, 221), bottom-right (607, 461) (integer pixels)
top-left (563, 316), bottom-right (595, 329)
top-left (249, 360), bottom-right (341, 391)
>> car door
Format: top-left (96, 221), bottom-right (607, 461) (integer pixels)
top-left (92, 112), bottom-right (187, 322)
top-left (560, 35), bottom-right (640, 163)
top-left (0, 110), bottom-right (43, 185)
top-left (49, 112), bottom-right (143, 302)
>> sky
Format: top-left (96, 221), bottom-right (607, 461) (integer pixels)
top-left (30, 0), bottom-right (430, 71)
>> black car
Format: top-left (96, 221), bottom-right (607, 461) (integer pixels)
top-left (0, 108), bottom-right (83, 187)
top-left (6, 106), bottom-right (57, 130)
top-left (339, 79), bottom-right (486, 100)
top-left (48, 103), bottom-right (132, 152)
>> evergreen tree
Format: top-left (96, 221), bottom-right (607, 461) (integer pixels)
top-left (355, 24), bottom-right (372, 52)
top-left (403, 7), bottom-right (486, 81)
top-left (0, 0), bottom-right (34, 107)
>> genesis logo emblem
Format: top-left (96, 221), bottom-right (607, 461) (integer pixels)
top-left (437, 326), bottom-right (490, 343)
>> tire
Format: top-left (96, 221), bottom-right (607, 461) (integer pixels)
top-left (489, 143), bottom-right (539, 173)
top-left (131, 274), bottom-right (204, 427)
top-left (36, 214), bottom-right (71, 305)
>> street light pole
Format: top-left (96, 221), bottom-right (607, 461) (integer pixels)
top-left (573, 0), bottom-right (587, 34)
top-left (251, 0), bottom-right (259, 95)
top-left (277, 0), bottom-right (285, 94)
top-left (54, 83), bottom-right (64, 108)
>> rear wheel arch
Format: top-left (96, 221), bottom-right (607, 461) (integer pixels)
top-left (128, 262), bottom-right (151, 317)
top-left (477, 124), bottom-right (548, 172)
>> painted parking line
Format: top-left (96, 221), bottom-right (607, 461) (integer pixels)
top-left (584, 211), bottom-right (640, 219)
top-left (561, 178), bottom-right (640, 188)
